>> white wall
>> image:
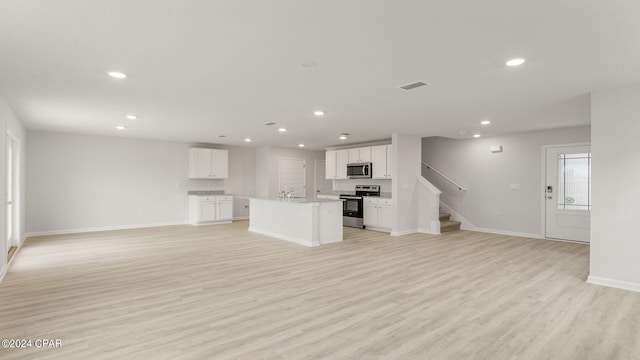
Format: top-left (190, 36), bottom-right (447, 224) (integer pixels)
top-left (0, 96), bottom-right (27, 280)
top-left (254, 146), bottom-right (326, 198)
top-left (392, 133), bottom-right (422, 235)
top-left (590, 85), bottom-right (640, 291)
top-left (26, 131), bottom-right (255, 234)
top-left (421, 126), bottom-right (591, 236)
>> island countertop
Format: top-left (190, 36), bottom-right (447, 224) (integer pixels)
top-left (247, 196), bottom-right (344, 204)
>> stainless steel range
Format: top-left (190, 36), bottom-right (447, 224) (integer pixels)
top-left (340, 185), bottom-right (381, 229)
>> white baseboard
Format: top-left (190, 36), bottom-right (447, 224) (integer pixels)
top-left (390, 229), bottom-right (419, 236)
top-left (587, 275), bottom-right (640, 293)
top-left (0, 264), bottom-right (7, 283)
top-left (418, 228), bottom-right (440, 235)
top-left (364, 226), bottom-right (391, 233)
top-left (468, 227), bottom-right (544, 240)
top-left (233, 216), bottom-right (249, 221)
top-left (25, 221), bottom-right (188, 238)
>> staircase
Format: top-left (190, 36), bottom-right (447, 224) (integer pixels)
top-left (439, 212), bottom-right (461, 233)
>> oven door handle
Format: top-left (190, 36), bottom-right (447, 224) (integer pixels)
top-left (340, 196), bottom-right (362, 200)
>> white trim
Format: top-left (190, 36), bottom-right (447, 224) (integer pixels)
top-left (390, 229), bottom-right (419, 236)
top-left (25, 221), bottom-right (188, 238)
top-left (0, 264), bottom-right (6, 283)
top-left (587, 275), bottom-right (640, 293)
top-left (190, 220), bottom-right (232, 227)
top-left (418, 227), bottom-right (440, 235)
top-left (233, 216), bottom-right (249, 221)
top-left (1, 240), bottom-right (22, 282)
top-left (467, 227), bottom-right (545, 239)
top-left (364, 226), bottom-right (391, 233)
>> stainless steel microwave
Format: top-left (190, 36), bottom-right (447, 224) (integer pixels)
top-left (347, 162), bottom-right (372, 179)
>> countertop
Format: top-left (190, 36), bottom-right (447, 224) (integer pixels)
top-left (187, 190), bottom-right (226, 196)
top-left (249, 196), bottom-right (343, 204)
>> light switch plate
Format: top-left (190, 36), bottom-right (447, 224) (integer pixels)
top-left (510, 184), bottom-right (521, 190)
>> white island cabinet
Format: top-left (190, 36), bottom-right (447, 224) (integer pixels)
top-left (248, 197), bottom-right (343, 247)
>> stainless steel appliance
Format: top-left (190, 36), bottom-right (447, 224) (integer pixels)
top-left (347, 162), bottom-right (372, 179)
top-left (340, 185), bottom-right (381, 228)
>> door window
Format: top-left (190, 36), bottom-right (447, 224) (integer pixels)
top-left (557, 153), bottom-right (591, 211)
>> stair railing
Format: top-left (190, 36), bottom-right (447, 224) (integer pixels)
top-left (421, 161), bottom-right (468, 191)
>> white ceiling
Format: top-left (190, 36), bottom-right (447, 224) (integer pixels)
top-left (1, 1), bottom-right (639, 149)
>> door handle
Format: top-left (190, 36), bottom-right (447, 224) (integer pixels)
top-left (546, 196), bottom-right (552, 199)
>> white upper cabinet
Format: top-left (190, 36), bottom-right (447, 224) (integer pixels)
top-left (189, 148), bottom-right (229, 179)
top-left (348, 147), bottom-right (371, 163)
top-left (372, 144), bottom-right (392, 179)
top-left (325, 149), bottom-right (349, 179)
top-left (336, 150), bottom-right (349, 179)
top-left (325, 150), bottom-right (337, 179)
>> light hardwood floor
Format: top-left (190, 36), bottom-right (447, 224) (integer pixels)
top-left (1, 221), bottom-right (639, 359)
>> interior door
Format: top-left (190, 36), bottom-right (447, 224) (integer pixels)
top-left (6, 136), bottom-right (13, 252)
top-left (545, 145), bottom-right (591, 242)
top-left (314, 160), bottom-right (332, 198)
top-left (279, 158), bottom-right (306, 197)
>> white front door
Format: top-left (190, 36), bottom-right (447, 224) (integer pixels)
top-left (545, 145), bottom-right (591, 242)
top-left (279, 158), bottom-right (306, 198)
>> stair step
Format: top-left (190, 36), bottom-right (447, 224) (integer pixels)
top-left (440, 220), bottom-right (461, 233)
top-left (439, 212), bottom-right (451, 221)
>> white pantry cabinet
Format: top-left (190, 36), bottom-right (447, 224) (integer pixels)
top-left (372, 144), bottom-right (392, 179)
top-left (189, 195), bottom-right (233, 225)
top-left (325, 149), bottom-right (349, 179)
top-left (363, 197), bottom-right (393, 231)
top-left (189, 148), bottom-right (229, 179)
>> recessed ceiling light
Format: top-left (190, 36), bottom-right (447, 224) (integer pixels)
top-left (505, 58), bottom-right (526, 67)
top-left (116, 125), bottom-right (126, 130)
top-left (244, 138), bottom-right (252, 142)
top-left (278, 128), bottom-right (287, 132)
top-left (298, 144), bottom-right (305, 147)
top-left (126, 115), bottom-right (137, 120)
top-left (313, 111), bottom-right (324, 116)
top-left (473, 134), bottom-right (481, 138)
top-left (108, 71), bottom-right (127, 79)
top-left (480, 120), bottom-right (491, 125)
top-left (339, 134), bottom-right (348, 140)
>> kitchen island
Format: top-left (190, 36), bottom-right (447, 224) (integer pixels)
top-left (248, 197), bottom-right (343, 247)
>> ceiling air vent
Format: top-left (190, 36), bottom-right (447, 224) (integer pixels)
top-left (400, 81), bottom-right (427, 90)
top-left (264, 122), bottom-right (277, 126)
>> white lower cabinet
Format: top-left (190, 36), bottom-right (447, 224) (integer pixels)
top-left (363, 197), bottom-right (393, 231)
top-left (189, 195), bottom-right (233, 225)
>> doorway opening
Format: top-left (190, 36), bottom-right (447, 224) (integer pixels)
top-left (6, 134), bottom-right (17, 261)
